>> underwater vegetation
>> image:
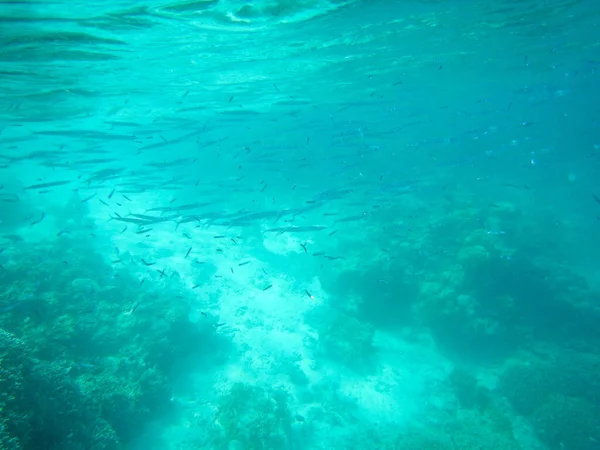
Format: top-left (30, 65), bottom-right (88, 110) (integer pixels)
top-left (212, 383), bottom-right (292, 450)
top-left (0, 329), bottom-right (120, 449)
top-left (320, 195), bottom-right (600, 359)
top-left (313, 196), bottom-right (600, 449)
top-left (1, 172), bottom-right (599, 449)
top-left (499, 352), bottom-right (600, 450)
top-left (0, 229), bottom-right (226, 449)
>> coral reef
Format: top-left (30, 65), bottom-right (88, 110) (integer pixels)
top-left (0, 234), bottom-right (221, 448)
top-left (499, 352), bottom-right (600, 450)
top-left (532, 395), bottom-right (600, 450)
top-left (213, 383), bottom-right (292, 450)
top-left (0, 329), bottom-right (121, 449)
top-left (316, 311), bottom-right (375, 370)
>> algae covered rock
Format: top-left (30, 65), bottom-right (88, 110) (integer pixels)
top-left (214, 383), bottom-right (292, 450)
top-left (499, 353), bottom-right (600, 418)
top-left (499, 353), bottom-right (600, 450)
top-left (70, 277), bottom-right (101, 294)
top-left (396, 411), bottom-right (521, 450)
top-left (318, 312), bottom-right (375, 370)
top-left (0, 329), bottom-right (121, 449)
top-left (448, 366), bottom-right (491, 411)
top-left (394, 430), bottom-right (453, 450)
top-left (532, 395), bottom-right (600, 450)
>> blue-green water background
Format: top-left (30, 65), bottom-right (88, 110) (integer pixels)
top-left (1, 0), bottom-right (600, 449)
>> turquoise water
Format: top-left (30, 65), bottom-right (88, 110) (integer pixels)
top-left (1, 0), bottom-right (600, 448)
